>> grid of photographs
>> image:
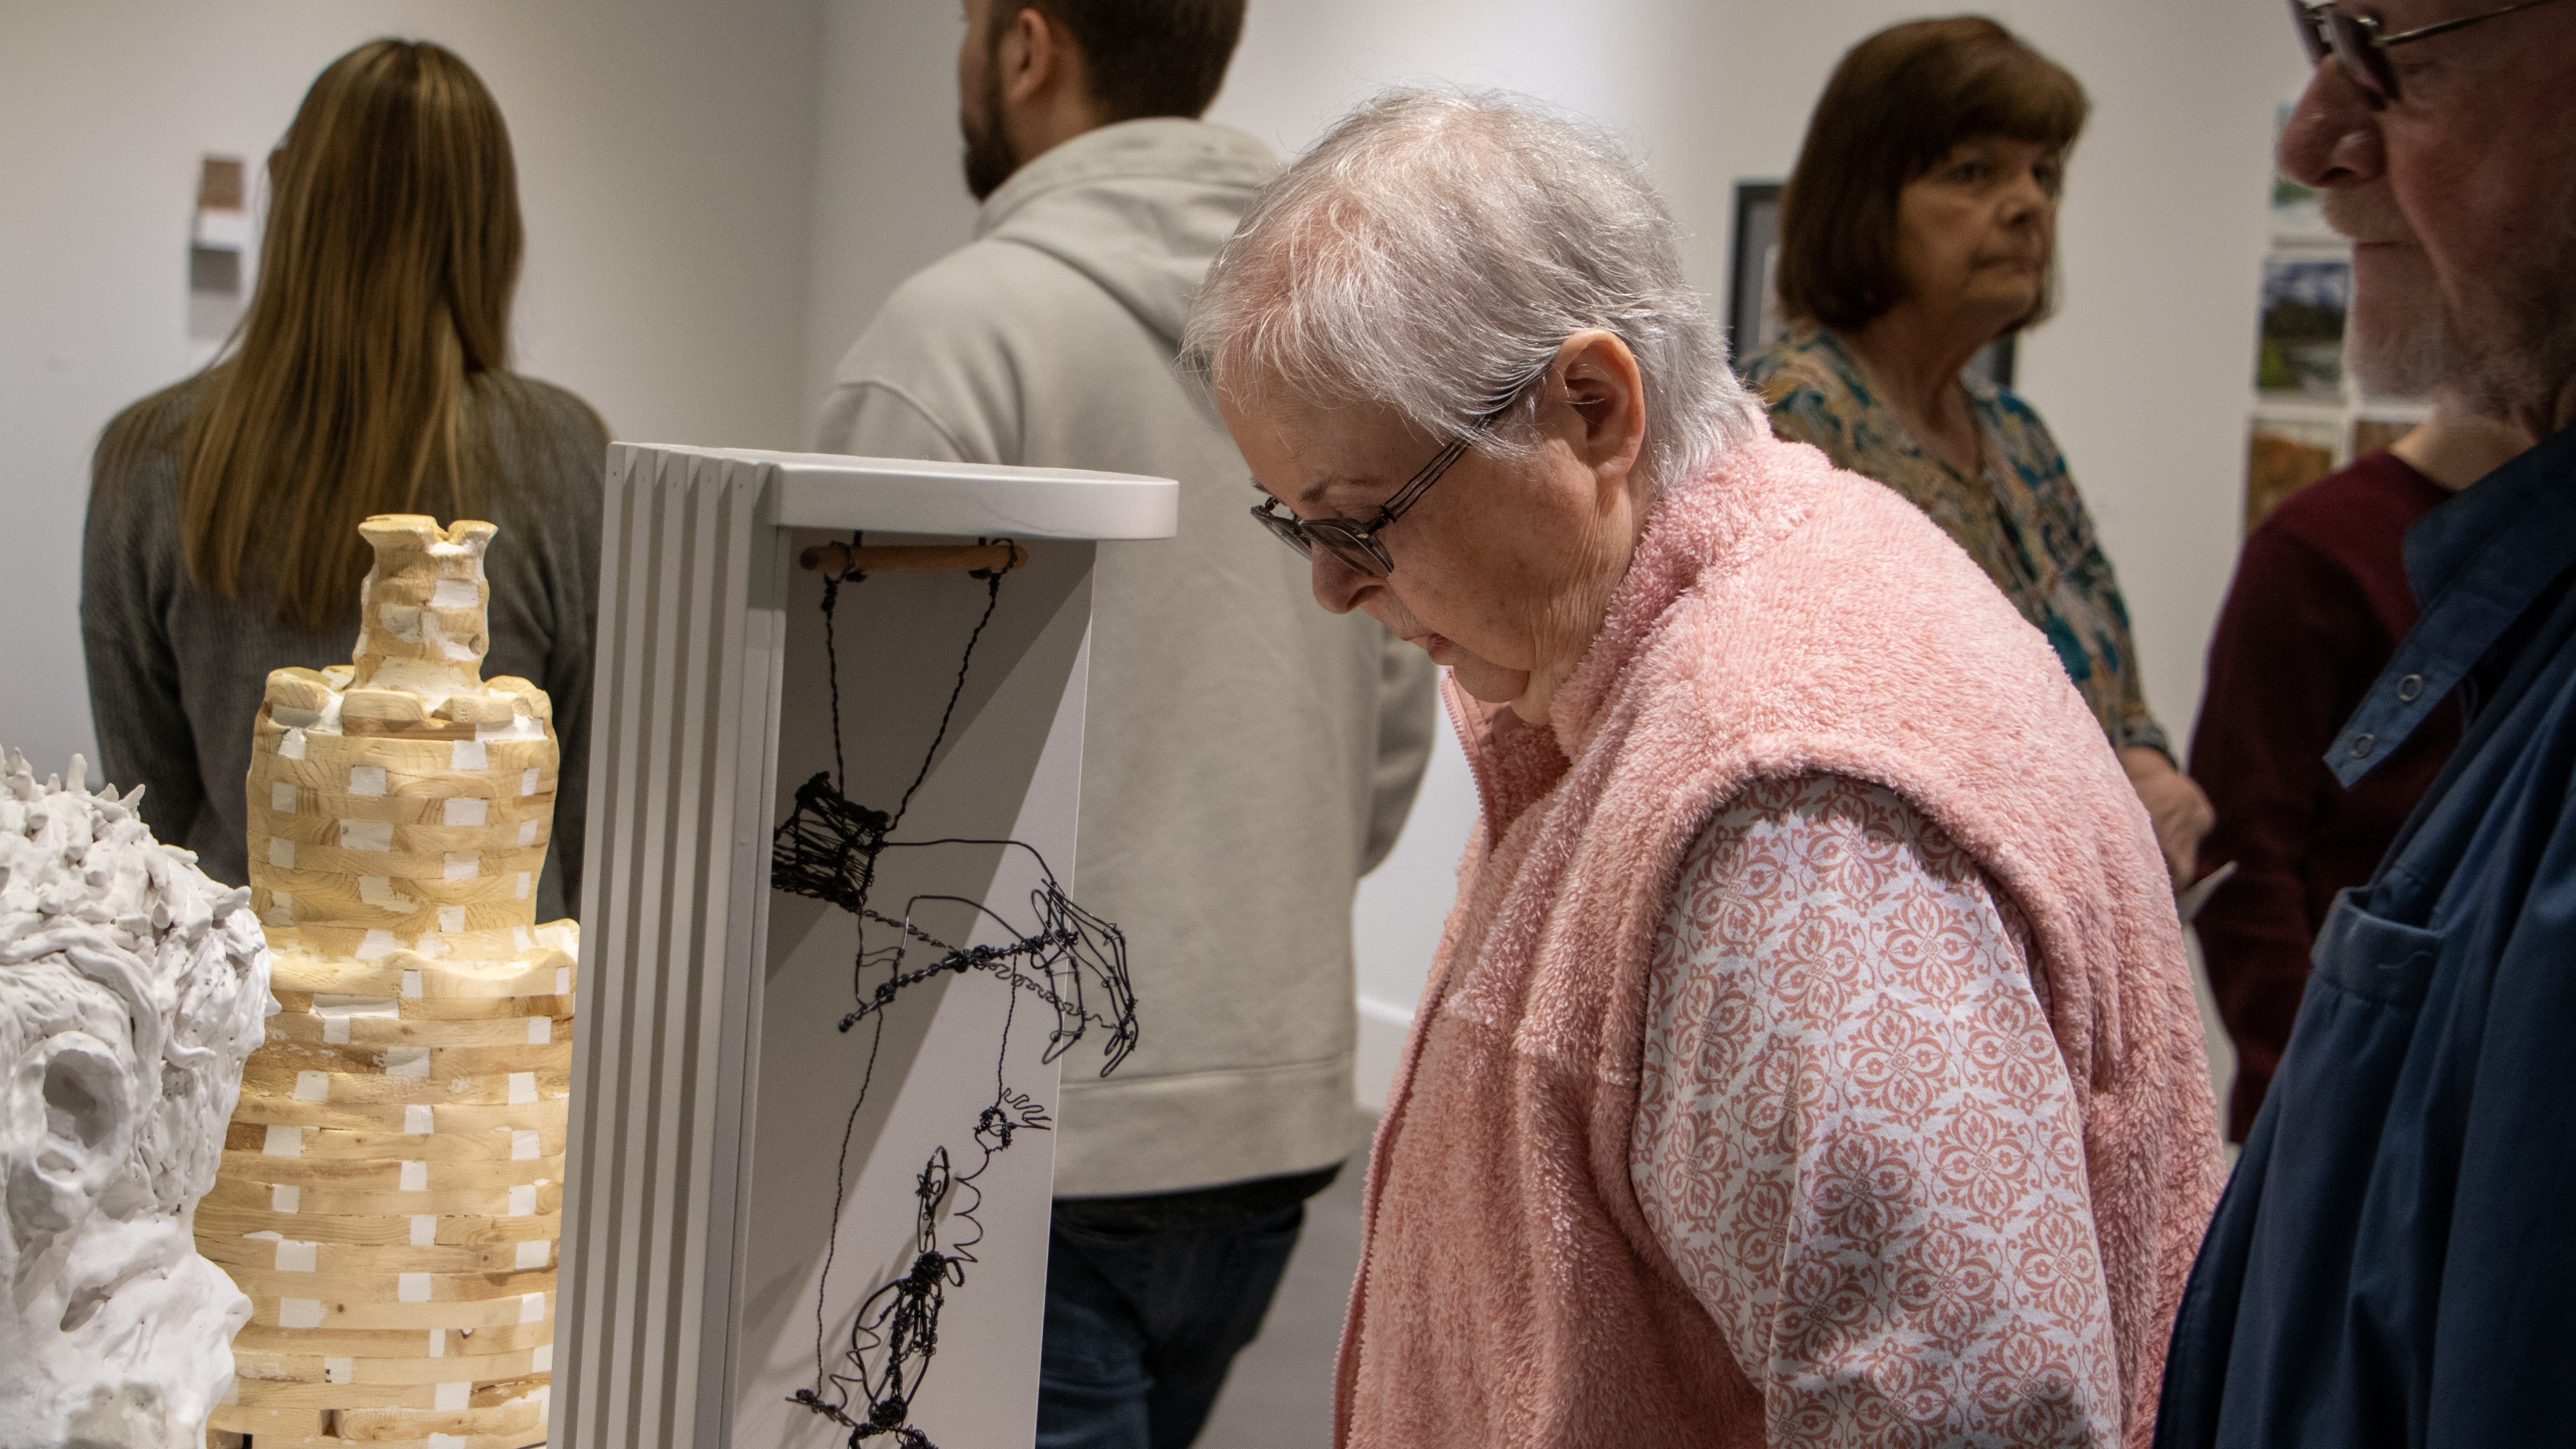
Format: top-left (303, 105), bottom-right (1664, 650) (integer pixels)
top-left (2245, 104), bottom-right (2426, 534)
top-left (2255, 257), bottom-right (2349, 399)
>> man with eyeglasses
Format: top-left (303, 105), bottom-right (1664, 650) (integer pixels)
top-left (2157, 4), bottom-right (2576, 1445)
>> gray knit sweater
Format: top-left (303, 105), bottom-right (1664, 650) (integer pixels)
top-left (80, 372), bottom-right (607, 922)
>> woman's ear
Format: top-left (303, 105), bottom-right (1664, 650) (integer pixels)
top-left (1551, 330), bottom-right (1647, 498)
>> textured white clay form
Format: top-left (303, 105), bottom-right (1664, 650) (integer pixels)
top-left (0, 748), bottom-right (275, 1449)
top-left (216, 515), bottom-right (575, 1446)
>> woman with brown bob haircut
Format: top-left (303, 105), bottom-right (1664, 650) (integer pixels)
top-left (1741, 16), bottom-right (2213, 887)
top-left (82, 38), bottom-right (607, 917)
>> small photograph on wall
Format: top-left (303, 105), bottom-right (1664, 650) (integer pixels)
top-left (2352, 415), bottom-right (2421, 459)
top-left (188, 154), bottom-right (251, 371)
top-left (2255, 257), bottom-right (2351, 398)
top-left (2247, 414), bottom-right (2342, 534)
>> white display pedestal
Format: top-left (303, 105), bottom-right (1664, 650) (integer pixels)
top-left (555, 446), bottom-right (1175, 1449)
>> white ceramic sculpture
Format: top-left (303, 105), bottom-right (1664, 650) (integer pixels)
top-left (0, 749), bottom-right (274, 1449)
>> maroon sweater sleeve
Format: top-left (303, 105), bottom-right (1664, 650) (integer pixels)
top-left (2188, 455), bottom-right (2456, 1140)
top-left (2192, 525), bottom-right (2366, 1127)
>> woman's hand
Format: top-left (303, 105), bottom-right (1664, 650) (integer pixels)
top-left (2120, 747), bottom-right (2216, 888)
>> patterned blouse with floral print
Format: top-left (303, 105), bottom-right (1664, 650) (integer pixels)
top-left (1634, 773), bottom-right (2121, 1446)
top-left (1741, 325), bottom-right (2172, 759)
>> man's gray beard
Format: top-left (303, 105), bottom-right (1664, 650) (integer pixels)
top-left (2349, 303), bottom-right (2463, 400)
top-left (2352, 218), bottom-right (2576, 426)
top-left (2330, 185), bottom-right (2576, 428)
top-left (2474, 213), bottom-right (2576, 428)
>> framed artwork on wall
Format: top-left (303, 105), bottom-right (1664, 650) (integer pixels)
top-left (2255, 255), bottom-right (2351, 398)
top-left (1727, 182), bottom-right (1786, 366)
top-left (2246, 413), bottom-right (2342, 533)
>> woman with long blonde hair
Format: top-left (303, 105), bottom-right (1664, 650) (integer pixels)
top-left (82, 38), bottom-right (606, 917)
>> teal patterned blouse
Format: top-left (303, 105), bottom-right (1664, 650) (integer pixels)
top-left (1740, 325), bottom-right (2172, 758)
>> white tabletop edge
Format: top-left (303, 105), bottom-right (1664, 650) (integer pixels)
top-left (614, 442), bottom-right (1179, 541)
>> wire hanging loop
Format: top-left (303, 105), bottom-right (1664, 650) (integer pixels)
top-left (800, 540), bottom-right (1028, 577)
top-left (774, 535), bottom-right (1011, 896)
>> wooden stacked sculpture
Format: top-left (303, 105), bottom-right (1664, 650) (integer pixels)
top-left (202, 515), bottom-right (576, 1448)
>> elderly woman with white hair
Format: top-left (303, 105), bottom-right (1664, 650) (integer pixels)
top-left (1186, 91), bottom-right (2222, 1449)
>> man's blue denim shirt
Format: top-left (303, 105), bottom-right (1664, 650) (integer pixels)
top-left (2161, 419), bottom-right (2576, 1449)
top-left (2329, 420), bottom-right (2576, 784)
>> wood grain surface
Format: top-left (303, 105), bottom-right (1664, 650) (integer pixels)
top-left (204, 517), bottom-right (579, 1446)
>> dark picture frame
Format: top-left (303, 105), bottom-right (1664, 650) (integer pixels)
top-left (1725, 182), bottom-right (1786, 367)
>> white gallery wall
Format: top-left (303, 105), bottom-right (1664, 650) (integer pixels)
top-left (6, 0), bottom-right (2309, 1111)
top-left (0, 0), bottom-right (826, 775)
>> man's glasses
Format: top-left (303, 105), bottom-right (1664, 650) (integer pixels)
top-left (2290, 0), bottom-right (2569, 108)
top-left (1249, 380), bottom-right (1535, 580)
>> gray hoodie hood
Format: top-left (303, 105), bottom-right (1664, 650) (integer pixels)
top-left (976, 118), bottom-right (1278, 351)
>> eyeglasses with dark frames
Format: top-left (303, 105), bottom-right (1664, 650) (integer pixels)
top-left (1249, 376), bottom-right (1540, 580)
top-left (2289, 0), bottom-right (2569, 108)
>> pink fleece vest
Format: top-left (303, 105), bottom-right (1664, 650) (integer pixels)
top-left (1337, 434), bottom-right (2224, 1449)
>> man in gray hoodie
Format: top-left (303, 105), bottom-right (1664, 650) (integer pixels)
top-left (815, 3), bottom-right (1438, 1445)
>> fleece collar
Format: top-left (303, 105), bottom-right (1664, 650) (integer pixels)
top-left (1545, 428), bottom-right (1811, 766)
top-left (1446, 431), bottom-right (1825, 844)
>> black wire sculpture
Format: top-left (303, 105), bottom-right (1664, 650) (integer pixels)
top-left (775, 535), bottom-right (1137, 1447)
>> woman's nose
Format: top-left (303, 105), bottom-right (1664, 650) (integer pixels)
top-left (2000, 169), bottom-right (2050, 222)
top-left (1310, 550), bottom-right (1371, 615)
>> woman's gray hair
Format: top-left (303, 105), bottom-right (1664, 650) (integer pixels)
top-left (1187, 88), bottom-right (1759, 492)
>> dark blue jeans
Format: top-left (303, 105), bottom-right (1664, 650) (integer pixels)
top-left (1037, 1167), bottom-right (1334, 1449)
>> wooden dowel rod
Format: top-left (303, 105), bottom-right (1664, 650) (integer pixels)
top-left (799, 541), bottom-right (1027, 576)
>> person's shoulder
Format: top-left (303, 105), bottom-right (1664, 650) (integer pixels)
top-left (97, 375), bottom-right (205, 465)
top-left (472, 374), bottom-right (609, 525)
top-left (1721, 772), bottom-right (1920, 829)
top-left (1977, 379), bottom-right (2049, 431)
top-left (481, 371), bottom-right (598, 418)
top-left (1740, 332), bottom-right (1864, 455)
top-left (833, 239), bottom-right (1101, 385)
top-left (1738, 329), bottom-right (1851, 400)
top-left (2286, 449), bottom-right (2444, 515)
top-left (1971, 386), bottom-right (2076, 489)
top-left (879, 238), bottom-right (1091, 328)
top-left (1970, 378), bottom-right (2064, 448)
top-left (1684, 773), bottom-right (1980, 904)
top-left (91, 375), bottom-right (207, 526)
top-left (482, 372), bottom-right (608, 443)
top-left (2256, 451), bottom-right (2444, 555)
